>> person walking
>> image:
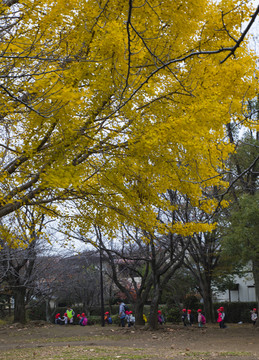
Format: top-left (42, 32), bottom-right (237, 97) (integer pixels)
top-left (219, 306), bottom-right (227, 328)
top-left (251, 308), bottom-right (257, 326)
top-left (197, 309), bottom-right (206, 328)
top-left (118, 299), bottom-right (126, 327)
top-left (217, 308), bottom-right (223, 328)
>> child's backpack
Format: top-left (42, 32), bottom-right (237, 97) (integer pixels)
top-left (108, 317), bottom-right (112, 324)
top-left (201, 314), bottom-right (206, 325)
top-left (82, 317), bottom-right (88, 326)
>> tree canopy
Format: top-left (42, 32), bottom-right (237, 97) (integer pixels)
top-left (0, 0), bottom-right (258, 247)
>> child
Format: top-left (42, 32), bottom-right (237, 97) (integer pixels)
top-left (62, 312), bottom-right (68, 325)
top-left (104, 311), bottom-right (109, 324)
top-left (251, 308), bottom-right (257, 326)
top-left (158, 310), bottom-right (165, 325)
top-left (182, 309), bottom-right (187, 326)
top-left (55, 313), bottom-right (62, 324)
top-left (104, 311), bottom-right (112, 325)
top-left (187, 309), bottom-right (193, 326)
top-left (79, 312), bottom-right (88, 326)
top-left (197, 309), bottom-right (206, 328)
top-left (128, 311), bottom-right (135, 327)
top-left (217, 308), bottom-right (222, 328)
top-left (219, 306), bottom-right (226, 328)
top-left (125, 310), bottom-right (130, 327)
top-left (76, 313), bottom-right (81, 325)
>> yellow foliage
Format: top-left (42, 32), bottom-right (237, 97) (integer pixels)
top-left (0, 0), bottom-right (258, 246)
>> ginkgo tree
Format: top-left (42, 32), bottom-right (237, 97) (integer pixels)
top-left (0, 0), bottom-right (258, 247)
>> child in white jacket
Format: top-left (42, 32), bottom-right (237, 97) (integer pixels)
top-left (251, 308), bottom-right (257, 326)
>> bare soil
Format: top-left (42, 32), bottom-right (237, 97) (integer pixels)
top-left (0, 322), bottom-right (259, 359)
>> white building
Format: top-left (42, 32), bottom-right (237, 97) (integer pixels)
top-left (213, 271), bottom-right (256, 303)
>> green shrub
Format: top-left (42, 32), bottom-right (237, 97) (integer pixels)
top-left (213, 302), bottom-right (257, 323)
top-left (164, 306), bottom-right (181, 323)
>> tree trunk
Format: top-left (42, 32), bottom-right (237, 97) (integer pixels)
top-left (134, 300), bottom-right (145, 325)
top-left (202, 284), bottom-right (215, 323)
top-left (148, 283), bottom-right (161, 330)
top-left (13, 287), bottom-right (26, 324)
top-left (45, 299), bottom-right (50, 322)
top-left (252, 256), bottom-right (259, 327)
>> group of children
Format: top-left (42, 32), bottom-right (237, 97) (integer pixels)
top-left (181, 308), bottom-right (206, 327)
top-left (106, 309), bottom-right (135, 327)
top-left (181, 306), bottom-right (257, 328)
top-left (77, 313), bottom-right (88, 326)
top-left (54, 306), bottom-right (88, 326)
top-left (55, 306), bottom-right (258, 327)
top-left (54, 312), bottom-right (73, 325)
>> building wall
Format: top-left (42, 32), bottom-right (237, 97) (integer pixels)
top-left (213, 272), bottom-right (256, 302)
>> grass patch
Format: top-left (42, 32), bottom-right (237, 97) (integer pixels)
top-left (219, 351), bottom-right (252, 356)
top-left (185, 351), bottom-right (252, 359)
top-left (0, 345), bottom-right (152, 360)
top-left (184, 351), bottom-right (252, 359)
top-left (185, 351), bottom-right (211, 357)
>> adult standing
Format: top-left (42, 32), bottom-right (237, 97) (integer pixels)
top-left (118, 299), bottom-right (126, 327)
top-left (66, 306), bottom-right (75, 324)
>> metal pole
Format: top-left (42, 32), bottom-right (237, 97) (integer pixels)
top-left (100, 246), bottom-right (105, 327)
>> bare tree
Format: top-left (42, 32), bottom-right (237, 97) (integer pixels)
top-left (91, 224), bottom-right (189, 329)
top-left (0, 207), bottom-right (52, 323)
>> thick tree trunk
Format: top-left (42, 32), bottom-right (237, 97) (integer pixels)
top-left (203, 286), bottom-right (214, 323)
top-left (148, 284), bottom-right (161, 330)
top-left (201, 278), bottom-right (215, 323)
top-left (134, 300), bottom-right (145, 325)
top-left (13, 287), bottom-right (26, 324)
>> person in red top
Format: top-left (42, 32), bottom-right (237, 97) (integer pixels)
top-left (55, 313), bottom-right (61, 324)
top-left (217, 308), bottom-right (223, 328)
top-left (219, 306), bottom-right (227, 328)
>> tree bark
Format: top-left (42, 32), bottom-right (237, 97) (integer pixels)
top-left (13, 287), bottom-right (26, 324)
top-left (202, 281), bottom-right (215, 323)
top-left (134, 299), bottom-right (145, 325)
top-left (148, 281), bottom-right (161, 330)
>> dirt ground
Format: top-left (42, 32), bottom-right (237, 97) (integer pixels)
top-left (0, 322), bottom-right (259, 360)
